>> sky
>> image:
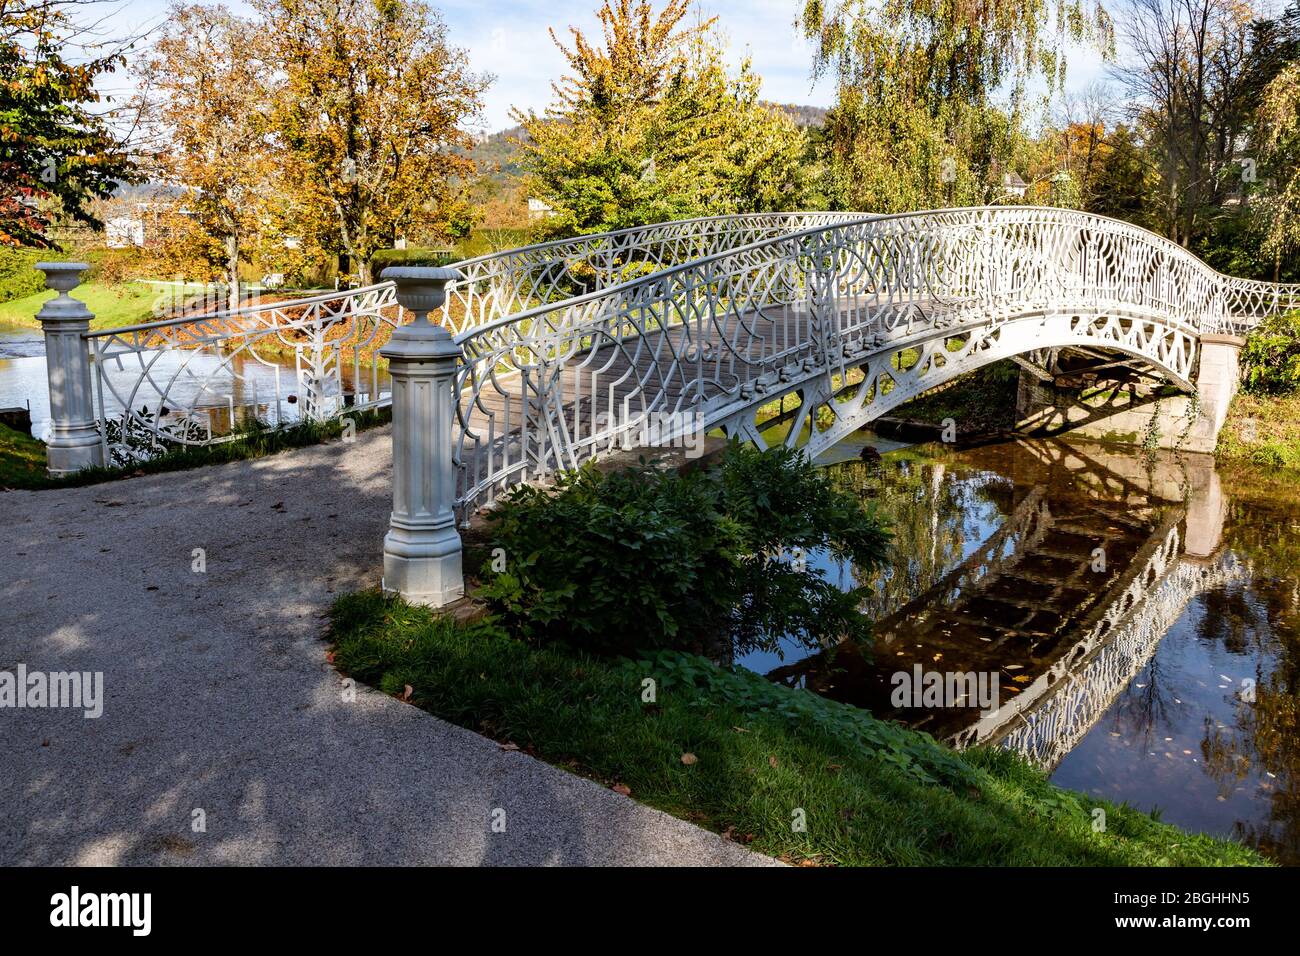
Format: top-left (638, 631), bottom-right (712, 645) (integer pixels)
top-left (88, 0), bottom-right (1113, 133)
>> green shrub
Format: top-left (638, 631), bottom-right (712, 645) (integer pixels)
top-left (1242, 312), bottom-right (1300, 396)
top-left (0, 247), bottom-right (54, 303)
top-left (371, 246), bottom-right (458, 275)
top-left (477, 443), bottom-right (891, 658)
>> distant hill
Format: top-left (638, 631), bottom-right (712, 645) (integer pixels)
top-left (766, 103), bottom-right (828, 128)
top-left (470, 125), bottom-right (528, 185)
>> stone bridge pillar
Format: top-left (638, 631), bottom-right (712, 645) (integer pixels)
top-left (1184, 334), bottom-right (1246, 455)
top-left (34, 262), bottom-right (104, 475)
top-left (379, 267), bottom-right (465, 608)
top-left (1014, 334), bottom-right (1245, 454)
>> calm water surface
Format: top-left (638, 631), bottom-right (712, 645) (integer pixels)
top-left (746, 436), bottom-right (1300, 864)
top-left (0, 323), bottom-right (387, 440)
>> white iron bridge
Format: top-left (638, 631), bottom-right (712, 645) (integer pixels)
top-left (69, 206), bottom-right (1300, 524)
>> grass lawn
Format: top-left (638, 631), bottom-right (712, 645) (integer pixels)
top-left (0, 422), bottom-right (48, 487)
top-left (1217, 391), bottom-right (1300, 472)
top-left (328, 589), bottom-right (1266, 867)
top-left (0, 281), bottom-right (166, 330)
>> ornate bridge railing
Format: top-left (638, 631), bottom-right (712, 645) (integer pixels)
top-left (46, 213), bottom-right (852, 465)
top-left (450, 206), bottom-right (1300, 517)
top-left (440, 211), bottom-right (867, 333)
top-left (32, 206), bottom-right (1300, 526)
top-left (82, 284), bottom-right (400, 464)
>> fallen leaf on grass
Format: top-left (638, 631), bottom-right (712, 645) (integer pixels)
top-left (681, 752), bottom-right (698, 765)
top-left (768, 755), bottom-right (779, 769)
top-left (611, 783), bottom-right (632, 796)
top-left (400, 684), bottom-right (413, 701)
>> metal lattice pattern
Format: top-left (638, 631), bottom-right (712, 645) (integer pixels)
top-left (85, 284), bottom-right (399, 463)
top-left (452, 206), bottom-right (1300, 515)
top-left (439, 211), bottom-right (867, 334)
top-left (81, 212), bottom-right (852, 463)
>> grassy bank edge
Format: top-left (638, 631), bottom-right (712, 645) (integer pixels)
top-left (1216, 391), bottom-right (1300, 474)
top-left (327, 589), bottom-right (1267, 867)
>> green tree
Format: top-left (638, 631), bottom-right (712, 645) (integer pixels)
top-left (0, 0), bottom-right (136, 247)
top-left (1086, 124), bottom-right (1153, 224)
top-left (516, 0), bottom-right (812, 236)
top-left (798, 0), bottom-right (1113, 212)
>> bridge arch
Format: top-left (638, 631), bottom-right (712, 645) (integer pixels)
top-left (719, 306), bottom-right (1203, 458)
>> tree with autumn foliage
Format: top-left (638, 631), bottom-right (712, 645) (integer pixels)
top-left (135, 3), bottom-right (278, 311)
top-left (799, 0), bottom-right (1114, 212)
top-left (257, 0), bottom-right (488, 284)
top-left (516, 0), bottom-right (814, 237)
top-left (1, 0), bottom-right (136, 247)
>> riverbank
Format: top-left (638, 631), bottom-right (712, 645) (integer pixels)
top-left (328, 589), bottom-right (1266, 867)
top-left (0, 421), bottom-right (46, 487)
top-left (883, 361), bottom-right (1020, 440)
top-left (1216, 391), bottom-right (1300, 472)
top-left (0, 281), bottom-right (165, 330)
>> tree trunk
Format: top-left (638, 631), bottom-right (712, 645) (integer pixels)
top-left (225, 233), bottom-right (240, 314)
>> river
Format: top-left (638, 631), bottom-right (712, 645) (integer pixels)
top-left (744, 434), bottom-right (1300, 864)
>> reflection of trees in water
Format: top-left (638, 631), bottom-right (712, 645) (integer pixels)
top-left (1195, 582), bottom-right (1259, 655)
top-left (828, 456), bottom-right (1013, 621)
top-left (1230, 677), bottom-right (1300, 862)
top-left (1197, 488), bottom-right (1300, 862)
top-left (1108, 654), bottom-right (1175, 757)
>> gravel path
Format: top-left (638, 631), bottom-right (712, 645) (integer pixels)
top-left (0, 427), bottom-right (772, 866)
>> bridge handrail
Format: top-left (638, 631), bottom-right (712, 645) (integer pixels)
top-left (439, 210), bottom-right (869, 332)
top-left (453, 206), bottom-right (1299, 346)
top-left (71, 212), bottom-right (856, 465)
top-left (450, 206), bottom-right (1300, 514)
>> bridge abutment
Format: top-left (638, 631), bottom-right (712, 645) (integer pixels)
top-left (1013, 336), bottom-right (1245, 455)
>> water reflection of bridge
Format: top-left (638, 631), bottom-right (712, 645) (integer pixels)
top-left (770, 439), bottom-right (1244, 770)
